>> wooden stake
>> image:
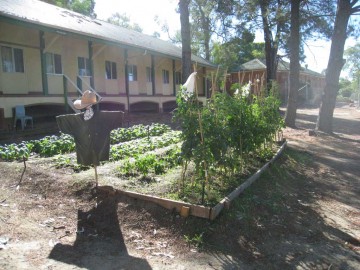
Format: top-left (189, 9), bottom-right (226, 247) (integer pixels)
top-left (16, 156), bottom-right (27, 187)
top-left (94, 165), bottom-right (98, 187)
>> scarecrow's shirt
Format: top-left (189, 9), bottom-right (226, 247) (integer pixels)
top-left (56, 111), bottom-right (124, 166)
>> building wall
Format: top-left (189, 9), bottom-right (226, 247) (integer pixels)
top-left (153, 56), bottom-right (172, 96)
top-left (0, 22), bottom-right (42, 94)
top-left (94, 44), bottom-right (126, 95)
top-left (0, 20), bottom-right (213, 118)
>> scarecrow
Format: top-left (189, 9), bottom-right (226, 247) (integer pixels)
top-left (56, 90), bottom-right (124, 186)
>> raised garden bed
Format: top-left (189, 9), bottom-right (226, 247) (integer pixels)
top-left (1, 83), bottom-right (285, 220)
top-left (0, 123), bottom-right (286, 220)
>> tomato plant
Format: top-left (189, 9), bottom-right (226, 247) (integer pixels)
top-left (173, 81), bottom-right (284, 204)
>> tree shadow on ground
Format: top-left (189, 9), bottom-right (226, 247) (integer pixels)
top-left (200, 147), bottom-right (360, 269)
top-left (48, 188), bottom-right (151, 270)
top-left (294, 111), bottom-right (360, 139)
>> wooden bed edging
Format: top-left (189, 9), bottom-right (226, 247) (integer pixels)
top-left (209, 140), bottom-right (287, 220)
top-left (116, 189), bottom-right (212, 219)
top-left (115, 140), bottom-right (287, 220)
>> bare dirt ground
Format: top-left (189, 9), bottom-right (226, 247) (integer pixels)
top-left (0, 104), bottom-right (359, 269)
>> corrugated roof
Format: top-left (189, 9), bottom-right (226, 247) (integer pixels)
top-left (235, 58), bottom-right (324, 77)
top-left (0, 0), bottom-right (216, 68)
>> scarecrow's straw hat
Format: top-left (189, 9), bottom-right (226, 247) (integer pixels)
top-left (73, 90), bottom-right (100, 110)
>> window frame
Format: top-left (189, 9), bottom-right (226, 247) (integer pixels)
top-left (1, 46), bottom-right (24, 73)
top-left (162, 69), bottom-right (169, 84)
top-left (78, 56), bottom-right (91, 76)
top-left (146, 66), bottom-right (152, 83)
top-left (45, 52), bottom-right (62, 75)
top-left (128, 64), bottom-right (137, 81)
top-left (105, 60), bottom-right (117, 80)
top-left (175, 71), bottom-right (182, 85)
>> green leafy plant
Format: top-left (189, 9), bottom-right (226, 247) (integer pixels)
top-left (110, 123), bottom-right (171, 144)
top-left (54, 156), bottom-right (90, 172)
top-left (115, 145), bottom-right (182, 178)
top-left (135, 154), bottom-right (156, 176)
top-left (0, 142), bottom-right (31, 161)
top-left (173, 80), bottom-right (284, 205)
top-left (184, 232), bottom-right (204, 248)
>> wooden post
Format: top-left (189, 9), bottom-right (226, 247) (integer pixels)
top-left (39, 31), bottom-right (48, 95)
top-left (94, 165), bottom-right (98, 187)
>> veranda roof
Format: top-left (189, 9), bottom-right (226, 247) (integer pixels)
top-left (0, 0), bottom-right (216, 68)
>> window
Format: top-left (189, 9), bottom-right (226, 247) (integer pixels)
top-left (45, 53), bottom-right (62, 74)
top-left (1, 46), bottom-right (24, 73)
top-left (175, 71), bottom-right (182, 85)
top-left (146, 67), bottom-right (152, 82)
top-left (78, 57), bottom-right (91, 76)
top-left (128, 64), bottom-right (137, 81)
top-left (162, 69), bottom-right (169, 84)
top-left (105, 61), bottom-right (117, 79)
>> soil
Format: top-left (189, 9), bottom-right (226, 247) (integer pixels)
top-left (0, 104), bottom-right (359, 269)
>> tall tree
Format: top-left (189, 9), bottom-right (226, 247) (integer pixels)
top-left (211, 31), bottom-right (265, 71)
top-left (316, 0), bottom-right (360, 133)
top-left (258, 0), bottom-right (286, 88)
top-left (284, 0), bottom-right (301, 127)
top-left (190, 0), bottom-right (217, 60)
top-left (179, 0), bottom-right (192, 83)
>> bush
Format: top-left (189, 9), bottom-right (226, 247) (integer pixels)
top-left (340, 88), bottom-right (353, 98)
top-left (173, 82), bottom-right (283, 203)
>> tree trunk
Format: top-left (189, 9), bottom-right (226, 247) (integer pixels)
top-left (285, 0), bottom-right (301, 128)
top-left (316, 0), bottom-right (352, 133)
top-left (259, 1), bottom-right (278, 89)
top-left (179, 0), bottom-right (192, 83)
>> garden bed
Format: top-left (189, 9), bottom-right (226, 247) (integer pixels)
top-left (101, 139), bottom-right (287, 220)
top-left (1, 123), bottom-right (287, 220)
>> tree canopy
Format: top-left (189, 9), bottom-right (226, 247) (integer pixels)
top-left (41, 0), bottom-right (96, 17)
top-left (344, 42), bottom-right (360, 80)
top-left (106, 13), bottom-right (143, 32)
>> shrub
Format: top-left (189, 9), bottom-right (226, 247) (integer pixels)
top-left (173, 81), bottom-right (283, 204)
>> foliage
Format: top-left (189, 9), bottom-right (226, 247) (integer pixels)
top-left (55, 156), bottom-right (90, 172)
top-left (117, 145), bottom-right (181, 176)
top-left (184, 232), bottom-right (204, 248)
top-left (0, 124), bottom-right (173, 162)
top-left (109, 131), bottom-right (181, 162)
top-left (110, 123), bottom-right (171, 144)
top-left (107, 12), bottom-right (143, 32)
top-left (173, 81), bottom-right (283, 204)
top-left (31, 134), bottom-right (75, 157)
top-left (211, 33), bottom-right (265, 71)
top-left (0, 133), bottom-right (75, 161)
top-left (117, 147), bottom-right (182, 177)
top-left (344, 42), bottom-right (360, 80)
top-left (40, 0), bottom-right (96, 17)
top-left (0, 142), bottom-right (32, 161)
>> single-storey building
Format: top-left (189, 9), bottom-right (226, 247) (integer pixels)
top-left (228, 58), bottom-right (326, 105)
top-left (0, 0), bottom-right (216, 127)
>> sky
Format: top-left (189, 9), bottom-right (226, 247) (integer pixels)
top-left (94, 0), bottom-right (355, 76)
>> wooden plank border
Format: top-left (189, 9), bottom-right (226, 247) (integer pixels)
top-left (115, 140), bottom-right (287, 220)
top-left (209, 140), bottom-right (287, 220)
top-left (116, 189), bottom-right (212, 219)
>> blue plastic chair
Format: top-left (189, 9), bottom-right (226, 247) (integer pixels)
top-left (13, 105), bottom-right (33, 131)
